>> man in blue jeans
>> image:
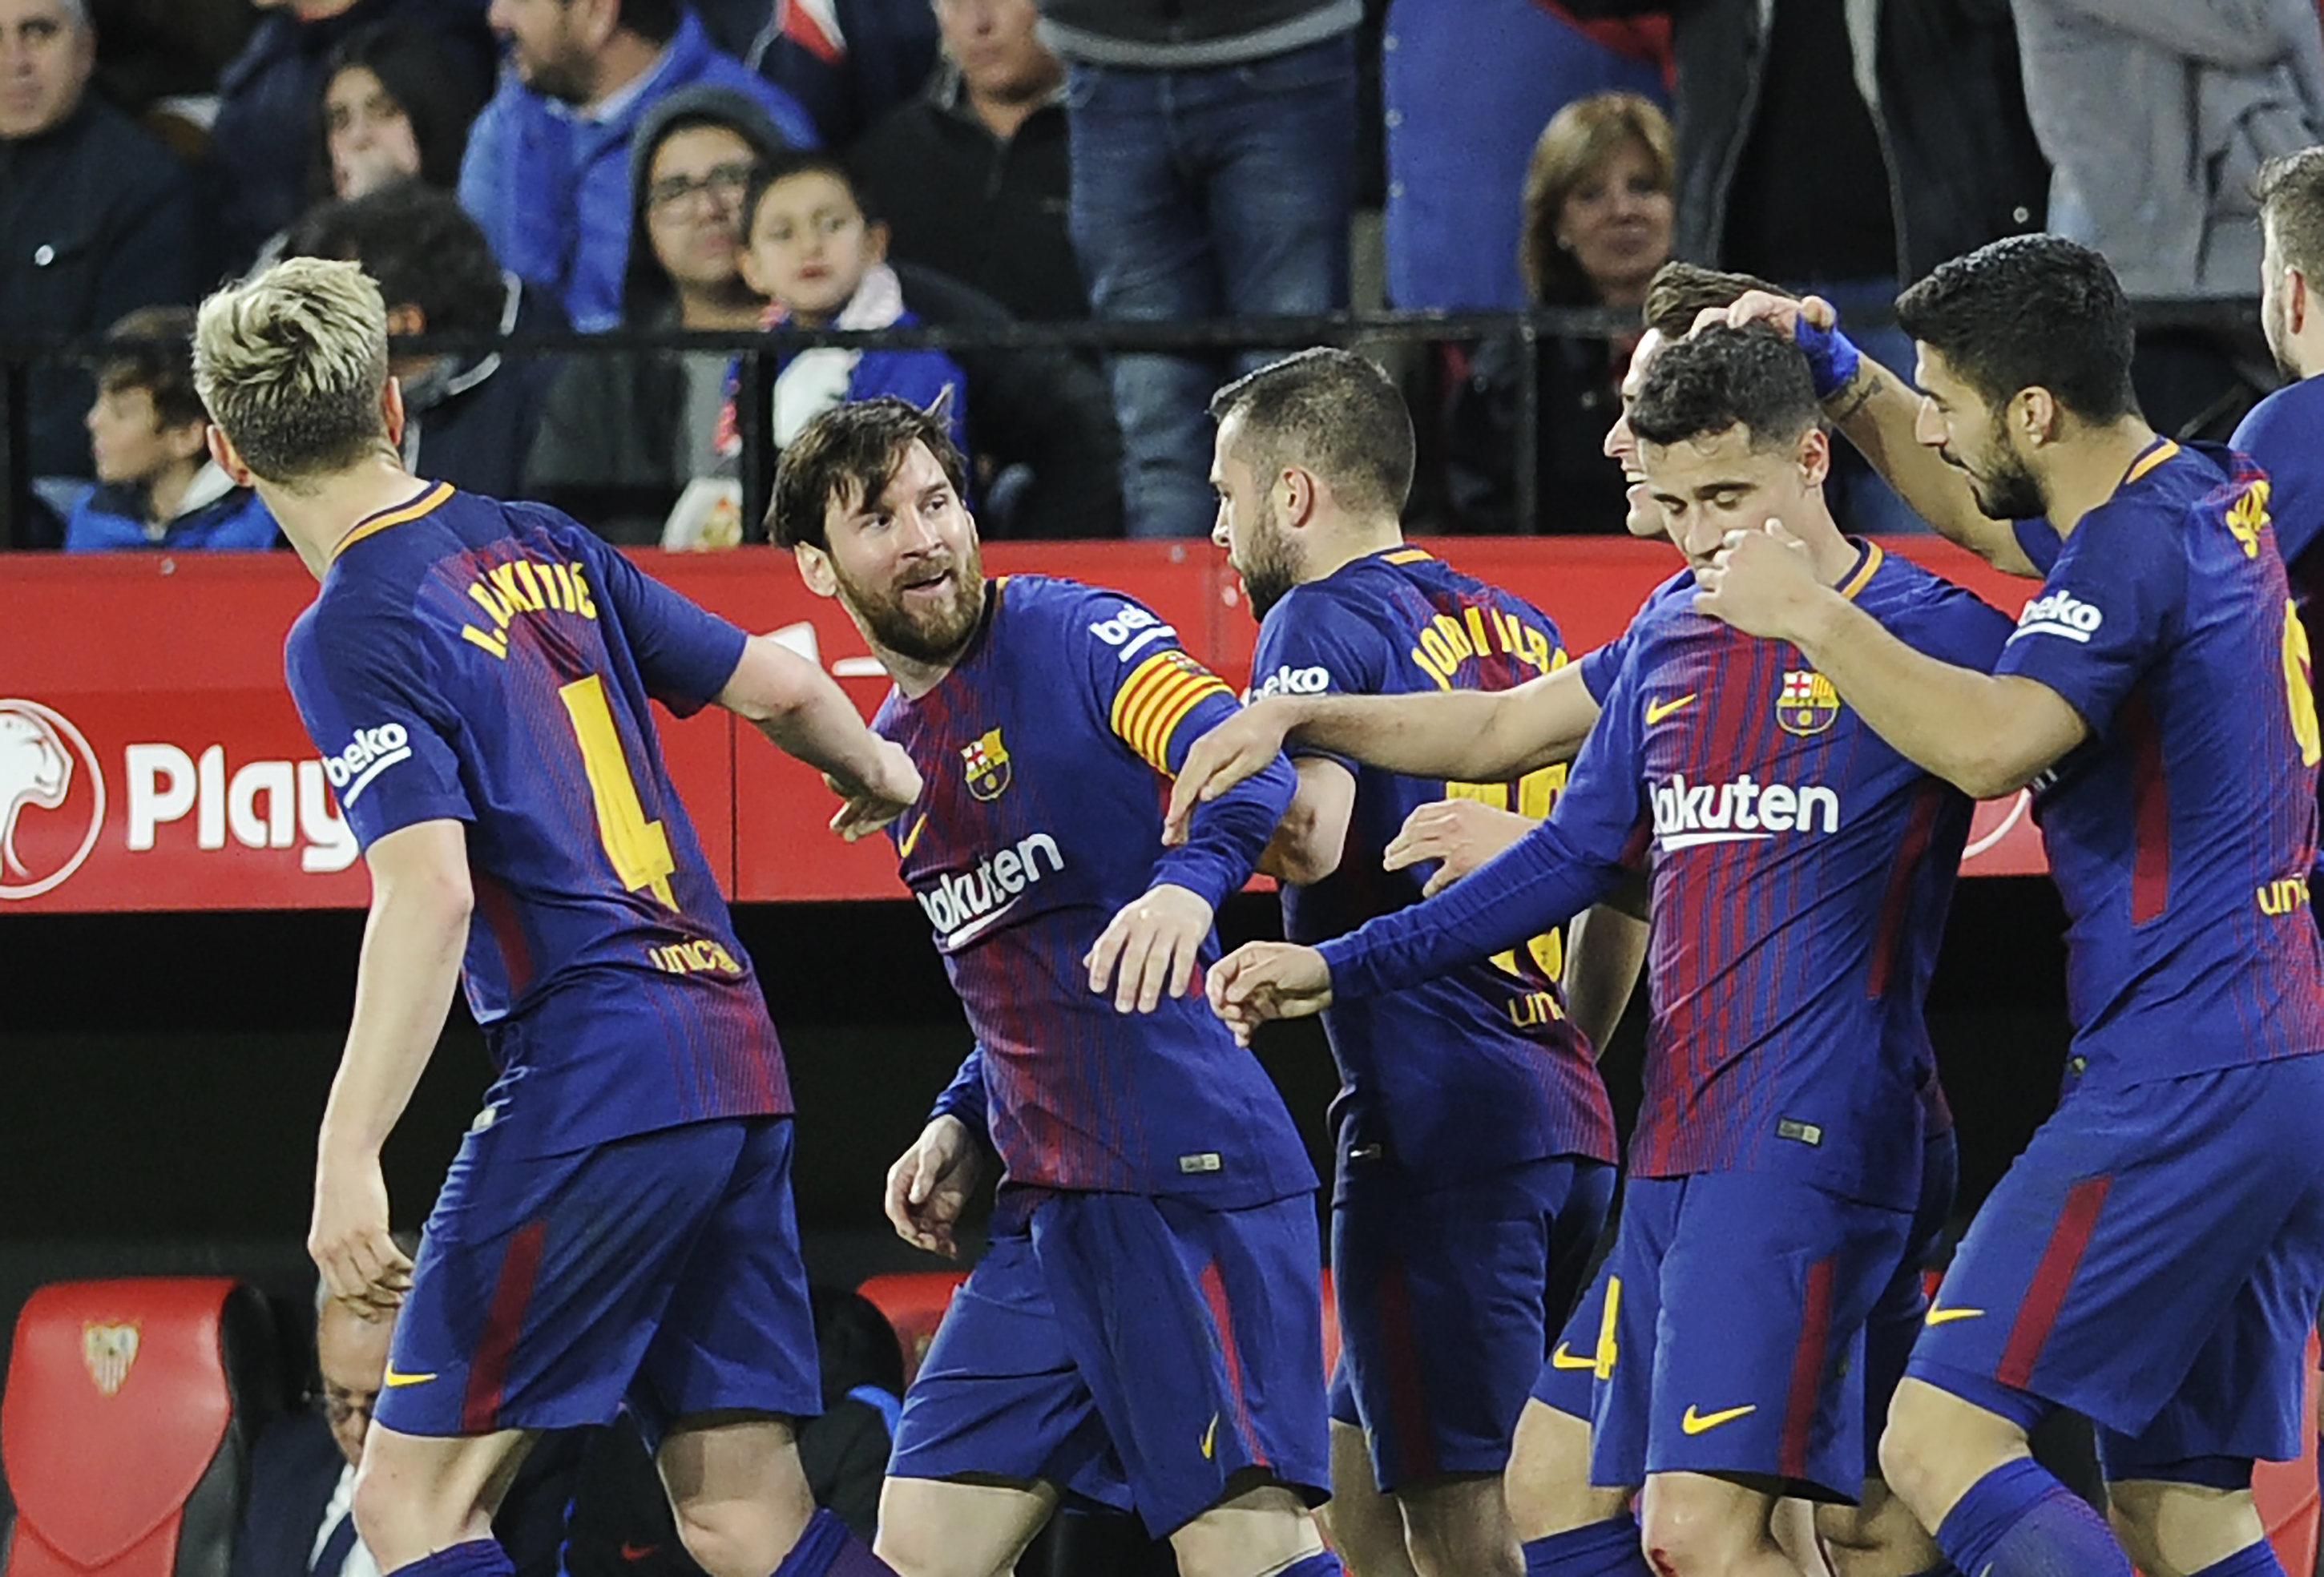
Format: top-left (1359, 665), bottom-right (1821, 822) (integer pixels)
top-left (1036, 1), bottom-right (1358, 538)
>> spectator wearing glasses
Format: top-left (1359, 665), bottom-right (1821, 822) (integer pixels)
top-left (525, 84), bottom-right (789, 542)
top-left (228, 1252), bottom-right (583, 1577)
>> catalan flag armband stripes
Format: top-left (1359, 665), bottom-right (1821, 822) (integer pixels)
top-left (1110, 649), bottom-right (1235, 774)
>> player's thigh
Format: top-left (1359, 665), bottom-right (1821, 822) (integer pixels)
top-left (635, 1117), bottom-right (821, 1436)
top-left (1911, 1063), bottom-right (2324, 1446)
top-left (1634, 1172), bottom-right (1911, 1502)
top-left (875, 1474), bottom-right (1060, 1577)
top-left (1035, 1191), bottom-right (1330, 1538)
top-left (379, 1119), bottom-right (744, 1440)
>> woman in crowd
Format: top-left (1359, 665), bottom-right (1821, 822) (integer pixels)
top-left (1444, 91), bottom-right (1674, 534)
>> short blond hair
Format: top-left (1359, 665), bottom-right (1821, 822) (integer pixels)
top-left (193, 257), bottom-right (393, 486)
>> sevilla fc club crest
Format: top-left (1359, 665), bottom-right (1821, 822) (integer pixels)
top-left (83, 1321), bottom-right (139, 1397)
top-left (961, 728), bottom-right (1012, 801)
top-left (1777, 670), bottom-right (1841, 736)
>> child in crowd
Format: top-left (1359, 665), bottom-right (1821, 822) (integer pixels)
top-left (719, 151), bottom-right (969, 463)
top-left (66, 308), bottom-right (278, 553)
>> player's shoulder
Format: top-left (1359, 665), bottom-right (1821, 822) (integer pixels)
top-left (2233, 373), bottom-right (2324, 455)
top-left (1860, 543), bottom-right (2015, 651)
top-left (996, 572), bottom-right (1160, 629)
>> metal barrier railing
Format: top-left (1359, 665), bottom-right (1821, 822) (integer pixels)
top-left (0, 297), bottom-right (2268, 551)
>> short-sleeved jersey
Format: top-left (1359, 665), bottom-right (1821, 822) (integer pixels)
top-left (1255, 547), bottom-right (1616, 1190)
top-left (1577, 568), bottom-right (1696, 705)
top-left (2232, 380), bottom-right (2324, 883)
top-left (1551, 543), bottom-right (2010, 1208)
top-left (874, 575), bottom-right (1317, 1208)
top-left (283, 483), bottom-right (787, 1156)
top-left (2002, 441), bottom-right (2324, 1083)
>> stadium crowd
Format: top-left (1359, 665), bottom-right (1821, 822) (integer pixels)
top-left (8, 6), bottom-right (2324, 1577)
top-left (8, 0), bottom-right (2318, 551)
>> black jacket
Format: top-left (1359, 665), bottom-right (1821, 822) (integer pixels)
top-left (1560, 0), bottom-right (2048, 283)
top-left (0, 95), bottom-right (200, 481)
top-left (850, 67), bottom-right (1086, 323)
top-left (228, 1413), bottom-right (582, 1577)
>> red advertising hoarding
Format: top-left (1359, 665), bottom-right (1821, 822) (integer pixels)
top-left (0, 538), bottom-right (2045, 913)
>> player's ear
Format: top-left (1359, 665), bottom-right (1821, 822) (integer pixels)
top-left (207, 424), bottom-right (253, 487)
top-left (1279, 465), bottom-right (1317, 528)
top-left (793, 541), bottom-right (839, 599)
top-left (2008, 385), bottom-right (2059, 448)
top-left (2292, 266), bottom-right (2311, 334)
top-left (381, 376), bottom-right (407, 450)
top-left (1796, 426), bottom-right (1831, 491)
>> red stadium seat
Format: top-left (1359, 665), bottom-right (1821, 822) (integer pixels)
top-left (2, 1279), bottom-right (280, 1577)
top-left (857, 1271), bottom-right (968, 1387)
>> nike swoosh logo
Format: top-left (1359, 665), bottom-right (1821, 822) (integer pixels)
top-left (1646, 693), bottom-right (1698, 726)
top-left (899, 814), bottom-right (928, 859)
top-left (1680, 1402), bottom-right (1757, 1435)
top-left (1925, 1306), bottom-right (1986, 1326)
top-left (1549, 1342), bottom-right (1598, 1371)
top-left (382, 1368), bottom-right (437, 1388)
top-left (1200, 1413), bottom-right (1219, 1460)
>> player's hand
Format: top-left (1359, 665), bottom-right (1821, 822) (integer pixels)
top-left (309, 1150), bottom-right (412, 1313)
top-left (1086, 882), bottom-right (1215, 1014)
top-left (1383, 798), bottom-right (1535, 897)
top-left (1206, 942), bottom-right (1333, 1046)
top-left (883, 1115), bottom-right (982, 1259)
top-left (826, 739), bottom-right (922, 841)
top-left (1693, 518), bottom-right (1826, 639)
top-left (1691, 288), bottom-right (1828, 339)
top-left (1163, 699), bottom-right (1294, 846)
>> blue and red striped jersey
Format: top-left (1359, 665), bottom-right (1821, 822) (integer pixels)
top-left (877, 575), bottom-right (1316, 1207)
top-left (2232, 380), bottom-right (2324, 885)
top-left (1578, 568), bottom-right (1695, 704)
top-left (2003, 441), bottom-right (2324, 1084)
top-left (1256, 547), bottom-right (1616, 1190)
top-left (283, 484), bottom-right (788, 1156)
top-left (1321, 542), bottom-right (2009, 1210)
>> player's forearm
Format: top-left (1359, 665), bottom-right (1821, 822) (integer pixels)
top-left (1287, 686), bottom-right (1572, 781)
top-left (319, 870), bottom-right (470, 1160)
top-left (1791, 593), bottom-right (2056, 799)
top-left (1158, 752), bottom-right (1298, 909)
top-left (1560, 899), bottom-right (1649, 1057)
top-left (724, 637), bottom-right (893, 787)
top-left (1319, 817), bottom-right (1623, 1002)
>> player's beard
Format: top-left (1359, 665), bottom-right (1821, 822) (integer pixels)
top-left (2265, 284), bottom-right (2303, 383)
top-left (1957, 420), bottom-right (2047, 522)
top-left (840, 538), bottom-right (987, 665)
top-left (1233, 506), bottom-right (1302, 622)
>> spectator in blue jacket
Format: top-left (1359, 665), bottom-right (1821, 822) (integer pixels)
top-left (64, 307), bottom-right (279, 553)
top-left (460, 0), bottom-right (817, 332)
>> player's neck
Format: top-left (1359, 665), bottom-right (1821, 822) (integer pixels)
top-left (262, 457), bottom-right (433, 580)
top-left (879, 583), bottom-right (989, 700)
top-left (1301, 518), bottom-right (1406, 584)
top-left (1789, 503), bottom-right (1862, 584)
top-left (2040, 417), bottom-right (2163, 538)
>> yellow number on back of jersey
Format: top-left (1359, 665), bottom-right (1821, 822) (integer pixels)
top-left (559, 674), bottom-right (678, 908)
top-left (1445, 764), bottom-right (1567, 978)
top-left (2284, 600), bottom-right (2321, 768)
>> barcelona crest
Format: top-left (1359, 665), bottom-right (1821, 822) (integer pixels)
top-left (1777, 670), bottom-right (1840, 736)
top-left (961, 728), bottom-right (1012, 801)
